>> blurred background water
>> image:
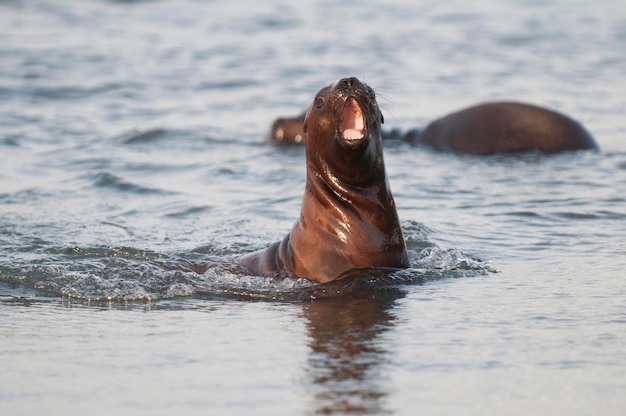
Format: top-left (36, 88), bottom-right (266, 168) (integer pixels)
top-left (1, 0), bottom-right (625, 415)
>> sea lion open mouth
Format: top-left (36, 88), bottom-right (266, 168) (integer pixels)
top-left (339, 97), bottom-right (367, 141)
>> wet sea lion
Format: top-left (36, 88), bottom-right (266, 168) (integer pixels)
top-left (241, 77), bottom-right (409, 283)
top-left (404, 101), bottom-right (598, 154)
top-left (268, 101), bottom-right (597, 154)
top-left (270, 112), bottom-right (306, 145)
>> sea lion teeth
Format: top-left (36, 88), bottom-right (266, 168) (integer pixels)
top-left (341, 129), bottom-right (365, 140)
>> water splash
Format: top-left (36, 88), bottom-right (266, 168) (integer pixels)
top-left (1, 224), bottom-right (493, 303)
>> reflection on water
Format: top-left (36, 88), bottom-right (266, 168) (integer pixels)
top-left (301, 289), bottom-right (403, 414)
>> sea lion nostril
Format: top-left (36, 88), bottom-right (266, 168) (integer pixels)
top-left (342, 77), bottom-right (357, 87)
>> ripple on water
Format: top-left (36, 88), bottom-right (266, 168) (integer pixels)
top-left (117, 127), bottom-right (212, 146)
top-left (29, 82), bottom-right (127, 101)
top-left (120, 128), bottom-right (173, 145)
top-left (91, 172), bottom-right (174, 195)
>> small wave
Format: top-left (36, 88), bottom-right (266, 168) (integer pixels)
top-left (502, 211), bottom-right (544, 218)
top-left (411, 246), bottom-right (492, 273)
top-left (197, 79), bottom-right (261, 90)
top-left (116, 127), bottom-right (218, 150)
top-left (553, 210), bottom-right (626, 221)
top-left (30, 82), bottom-right (125, 101)
top-left (164, 205), bottom-right (213, 219)
top-left (402, 220), bottom-right (437, 251)
top-left (34, 260), bottom-right (196, 302)
top-left (554, 212), bottom-right (601, 220)
top-left (91, 172), bottom-right (171, 195)
top-left (120, 128), bottom-right (171, 145)
top-left (45, 245), bottom-right (164, 261)
top-left (1, 136), bottom-right (20, 147)
top-left (118, 127), bottom-right (207, 146)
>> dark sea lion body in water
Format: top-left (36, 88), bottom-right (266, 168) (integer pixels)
top-left (403, 101), bottom-right (597, 154)
top-left (269, 101), bottom-right (597, 154)
top-left (241, 77), bottom-right (409, 283)
top-left (270, 112), bottom-right (306, 144)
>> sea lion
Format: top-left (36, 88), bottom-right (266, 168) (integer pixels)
top-left (268, 101), bottom-right (598, 154)
top-left (405, 101), bottom-right (598, 154)
top-left (241, 77), bottom-right (409, 283)
top-left (270, 113), bottom-right (306, 145)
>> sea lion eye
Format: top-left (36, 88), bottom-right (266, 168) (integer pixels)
top-left (315, 95), bottom-right (325, 109)
top-left (367, 87), bottom-right (376, 100)
top-left (381, 113), bottom-right (384, 124)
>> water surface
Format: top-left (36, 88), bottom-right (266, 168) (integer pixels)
top-left (1, 0), bottom-right (625, 414)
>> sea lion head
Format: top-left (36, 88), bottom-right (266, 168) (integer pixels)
top-left (303, 77), bottom-right (385, 186)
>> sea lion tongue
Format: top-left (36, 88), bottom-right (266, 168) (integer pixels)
top-left (340, 97), bottom-right (365, 140)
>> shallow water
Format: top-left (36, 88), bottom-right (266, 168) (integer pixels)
top-left (1, 0), bottom-right (626, 414)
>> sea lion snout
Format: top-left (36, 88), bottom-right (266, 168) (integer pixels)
top-left (336, 76), bottom-right (360, 90)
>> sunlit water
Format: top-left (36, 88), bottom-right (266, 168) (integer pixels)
top-left (1, 0), bottom-right (626, 415)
